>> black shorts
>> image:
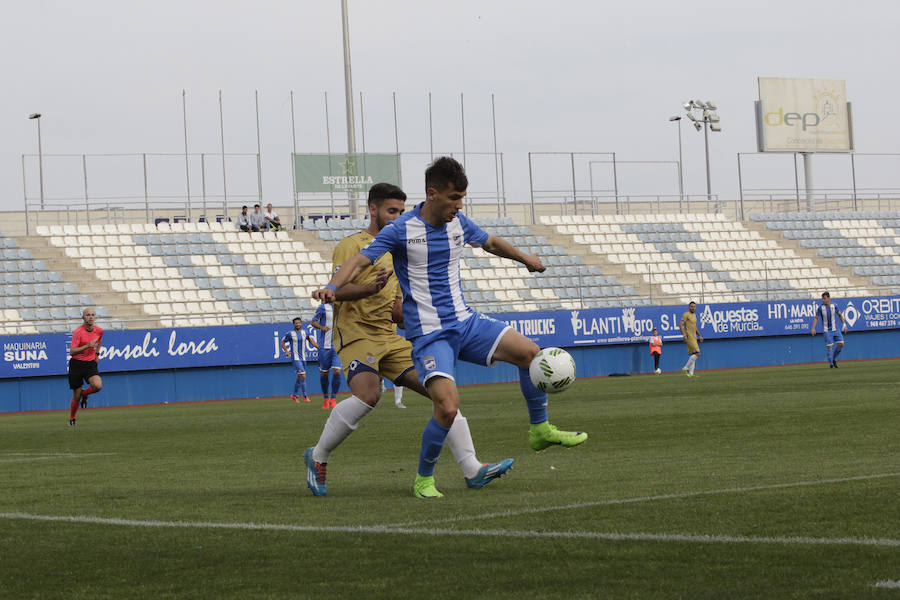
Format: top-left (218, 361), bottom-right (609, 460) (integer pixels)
top-left (68, 359), bottom-right (99, 390)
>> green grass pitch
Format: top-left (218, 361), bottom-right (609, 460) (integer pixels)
top-left (1, 359), bottom-right (898, 599)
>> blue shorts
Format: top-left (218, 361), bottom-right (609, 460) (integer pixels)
top-left (411, 313), bottom-right (511, 386)
top-left (824, 331), bottom-right (844, 346)
top-left (318, 348), bottom-right (342, 371)
top-left (292, 360), bottom-right (306, 375)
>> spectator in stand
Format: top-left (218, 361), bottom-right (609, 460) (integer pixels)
top-left (249, 204), bottom-right (266, 232)
top-left (264, 203), bottom-right (283, 231)
top-left (238, 206), bottom-right (257, 232)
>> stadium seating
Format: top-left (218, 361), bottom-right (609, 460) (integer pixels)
top-left (540, 213), bottom-right (867, 303)
top-left (16, 209), bottom-right (892, 334)
top-left (305, 216), bottom-right (645, 312)
top-left (36, 221), bottom-right (327, 329)
top-left (0, 231), bottom-right (102, 334)
top-left (750, 211), bottom-right (900, 295)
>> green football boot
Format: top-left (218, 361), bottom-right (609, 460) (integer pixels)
top-left (413, 475), bottom-right (444, 499)
top-left (529, 422), bottom-right (588, 452)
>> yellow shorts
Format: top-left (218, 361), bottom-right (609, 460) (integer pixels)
top-left (686, 337), bottom-right (700, 355)
top-left (338, 335), bottom-right (415, 384)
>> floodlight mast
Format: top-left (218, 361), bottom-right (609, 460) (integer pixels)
top-left (682, 99), bottom-right (722, 204)
top-left (340, 0), bottom-right (359, 218)
top-left (28, 113), bottom-right (45, 209)
top-left (669, 116), bottom-right (684, 209)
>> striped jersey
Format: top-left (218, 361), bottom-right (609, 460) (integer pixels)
top-left (282, 326), bottom-right (314, 362)
top-left (359, 203), bottom-right (490, 338)
top-left (313, 303), bottom-right (336, 349)
top-left (818, 303), bottom-right (840, 332)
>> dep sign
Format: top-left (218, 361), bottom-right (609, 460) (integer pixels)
top-left (755, 77), bottom-right (853, 153)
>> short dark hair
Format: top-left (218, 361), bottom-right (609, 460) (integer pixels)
top-left (822, 291), bottom-right (830, 298)
top-left (242, 205), bottom-right (248, 210)
top-left (253, 204), bottom-right (261, 209)
top-left (292, 317), bottom-right (302, 324)
top-left (425, 156), bottom-right (468, 192)
top-left (368, 183), bottom-right (406, 207)
top-left (689, 301), bottom-right (696, 307)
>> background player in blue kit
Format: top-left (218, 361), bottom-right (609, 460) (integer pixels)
top-left (314, 157), bottom-right (587, 498)
top-left (281, 317), bottom-right (318, 403)
top-left (311, 303), bottom-right (343, 409)
top-left (810, 291), bottom-right (848, 368)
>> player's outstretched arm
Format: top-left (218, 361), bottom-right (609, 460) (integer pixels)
top-left (481, 235), bottom-right (546, 273)
top-left (312, 253), bottom-right (374, 303)
top-left (810, 315), bottom-right (819, 335)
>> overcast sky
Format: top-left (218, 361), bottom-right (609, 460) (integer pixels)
top-left (3, 0), bottom-right (898, 216)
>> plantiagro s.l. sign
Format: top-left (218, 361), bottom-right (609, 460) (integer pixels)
top-left (756, 77), bottom-right (853, 152)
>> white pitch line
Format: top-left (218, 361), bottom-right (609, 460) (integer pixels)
top-left (0, 453), bottom-right (117, 464)
top-left (0, 512), bottom-right (898, 548)
top-left (875, 580), bottom-right (900, 589)
top-left (384, 471), bottom-right (900, 529)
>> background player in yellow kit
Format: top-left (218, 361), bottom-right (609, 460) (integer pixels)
top-left (679, 301), bottom-right (703, 377)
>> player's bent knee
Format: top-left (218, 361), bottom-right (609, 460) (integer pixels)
top-left (494, 331), bottom-right (540, 367)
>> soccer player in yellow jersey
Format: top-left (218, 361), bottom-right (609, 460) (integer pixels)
top-left (304, 183), bottom-right (513, 496)
top-left (679, 301), bottom-right (704, 377)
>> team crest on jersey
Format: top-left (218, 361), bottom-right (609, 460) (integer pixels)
top-left (452, 234), bottom-right (464, 247)
top-left (366, 353), bottom-right (375, 364)
top-left (424, 355), bottom-right (436, 371)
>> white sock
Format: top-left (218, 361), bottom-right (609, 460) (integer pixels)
top-left (688, 355), bottom-right (698, 374)
top-left (394, 386), bottom-right (404, 404)
top-left (445, 410), bottom-right (482, 479)
top-left (312, 395), bottom-right (372, 464)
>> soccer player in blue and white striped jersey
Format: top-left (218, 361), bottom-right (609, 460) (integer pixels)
top-left (311, 303), bottom-right (343, 409)
top-left (281, 318), bottom-right (318, 403)
top-left (314, 157), bottom-right (587, 498)
top-left (810, 291), bottom-right (848, 368)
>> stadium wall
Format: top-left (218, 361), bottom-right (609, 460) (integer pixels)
top-left (3, 329), bottom-right (897, 414)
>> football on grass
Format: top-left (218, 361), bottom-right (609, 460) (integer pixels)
top-left (529, 347), bottom-right (576, 393)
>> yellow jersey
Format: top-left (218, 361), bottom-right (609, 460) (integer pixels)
top-left (681, 311), bottom-right (698, 341)
top-left (332, 231), bottom-right (401, 348)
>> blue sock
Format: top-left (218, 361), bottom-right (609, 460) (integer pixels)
top-left (330, 371), bottom-right (342, 397)
top-left (417, 418), bottom-right (450, 477)
top-left (519, 367), bottom-right (548, 425)
top-left (298, 378), bottom-right (307, 397)
top-left (293, 378), bottom-right (303, 396)
top-left (827, 345), bottom-right (835, 365)
top-left (320, 371), bottom-right (330, 398)
top-left (833, 344), bottom-right (843, 361)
